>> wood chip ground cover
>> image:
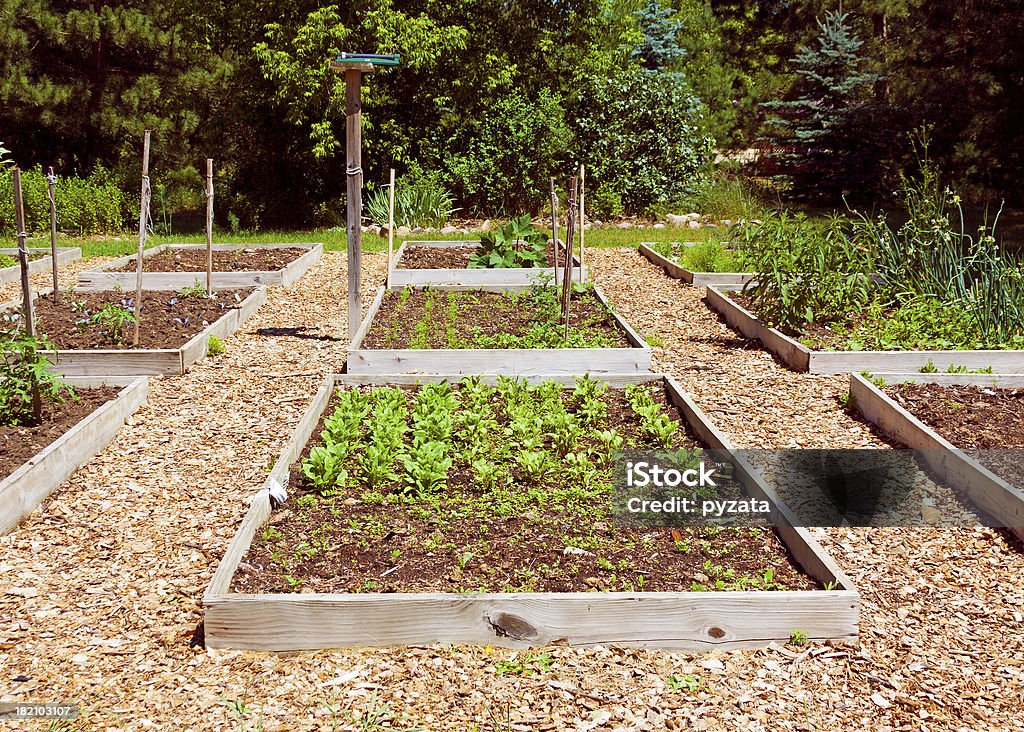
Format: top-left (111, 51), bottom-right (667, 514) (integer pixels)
top-left (362, 286), bottom-right (630, 349)
top-left (0, 387), bottom-right (118, 480)
top-left (9, 289), bottom-right (253, 349)
top-left (231, 378), bottom-right (813, 595)
top-left (0, 248), bottom-right (1022, 730)
top-left (113, 247), bottom-right (308, 273)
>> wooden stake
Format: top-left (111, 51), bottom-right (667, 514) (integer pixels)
top-left (132, 130), bottom-right (151, 347)
top-left (13, 167), bottom-right (40, 421)
top-left (578, 164), bottom-right (585, 284)
top-left (206, 158), bottom-right (214, 295)
top-left (387, 167), bottom-right (395, 289)
top-left (549, 178), bottom-right (560, 283)
top-left (345, 69), bottom-right (364, 341)
top-left (47, 167), bottom-right (59, 301)
top-left (563, 177), bottom-right (577, 338)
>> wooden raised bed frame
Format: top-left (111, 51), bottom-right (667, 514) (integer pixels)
top-left (638, 243), bottom-right (753, 289)
top-left (850, 372), bottom-right (1024, 541)
top-left (0, 247), bottom-right (81, 286)
top-left (706, 287), bottom-right (1024, 374)
top-left (347, 285), bottom-right (652, 374)
top-left (203, 372), bottom-right (859, 652)
top-left (388, 240), bottom-right (588, 289)
top-left (77, 243), bottom-right (323, 291)
top-left (0, 376), bottom-right (147, 535)
top-left (1, 287), bottom-right (267, 376)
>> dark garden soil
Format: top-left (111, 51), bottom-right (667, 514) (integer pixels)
top-left (0, 252), bottom-right (47, 267)
top-left (231, 382), bottom-right (816, 595)
top-left (399, 242), bottom-right (570, 269)
top-left (114, 247), bottom-right (306, 273)
top-left (885, 383), bottom-right (1024, 449)
top-left (362, 288), bottom-right (632, 349)
top-left (0, 387), bottom-right (119, 481)
top-left (15, 289), bottom-right (253, 349)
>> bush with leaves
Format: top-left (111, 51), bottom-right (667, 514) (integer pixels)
top-left (0, 166), bottom-right (127, 236)
top-left (1, 327), bottom-right (75, 426)
top-left (469, 216), bottom-right (548, 269)
top-left (364, 179), bottom-right (459, 229)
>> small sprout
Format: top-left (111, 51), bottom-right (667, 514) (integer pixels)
top-left (789, 629), bottom-right (809, 647)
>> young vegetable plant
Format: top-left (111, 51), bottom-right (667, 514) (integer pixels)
top-left (469, 215), bottom-right (549, 269)
top-left (0, 327), bottom-right (76, 426)
top-left (89, 302), bottom-right (136, 345)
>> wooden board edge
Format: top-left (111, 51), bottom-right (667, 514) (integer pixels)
top-left (704, 288), bottom-right (812, 371)
top-left (180, 286), bottom-right (268, 370)
top-left (348, 286), bottom-right (387, 350)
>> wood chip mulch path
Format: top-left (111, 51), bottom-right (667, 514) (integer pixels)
top-left (1, 248), bottom-right (1022, 731)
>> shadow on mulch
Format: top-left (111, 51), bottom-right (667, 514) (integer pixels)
top-left (256, 326), bottom-right (343, 342)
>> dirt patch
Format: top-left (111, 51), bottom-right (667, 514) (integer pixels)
top-left (114, 247), bottom-right (306, 273)
top-left (885, 383), bottom-right (1024, 449)
top-left (362, 287), bottom-right (632, 349)
top-left (0, 387), bottom-right (120, 480)
top-left (232, 381), bottom-right (815, 595)
top-left (399, 242), bottom-right (570, 269)
top-left (11, 289), bottom-right (253, 349)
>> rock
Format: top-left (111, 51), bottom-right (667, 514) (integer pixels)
top-left (412, 226), bottom-right (426, 234)
top-left (652, 223), bottom-right (666, 229)
top-left (591, 220), bottom-right (603, 228)
top-left (440, 225), bottom-right (459, 234)
top-left (396, 225), bottom-right (412, 236)
top-left (721, 218), bottom-right (734, 227)
top-left (616, 221), bottom-right (633, 229)
top-left (687, 220), bottom-right (702, 229)
top-left (685, 212), bottom-right (701, 221)
top-left (666, 214), bottom-right (688, 227)
top-left (479, 219), bottom-right (492, 232)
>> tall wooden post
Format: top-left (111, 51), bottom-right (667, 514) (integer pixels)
top-left (578, 164), bottom-right (586, 284)
top-left (345, 69), bottom-right (364, 340)
top-left (563, 177), bottom-right (577, 337)
top-left (205, 158), bottom-right (214, 295)
top-left (132, 130), bottom-right (151, 346)
top-left (549, 179), bottom-right (560, 281)
top-left (12, 168), bottom-right (34, 338)
top-left (386, 167), bottom-right (396, 289)
top-left (47, 167), bottom-right (59, 300)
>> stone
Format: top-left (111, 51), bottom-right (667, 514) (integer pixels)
top-left (666, 214), bottom-right (688, 227)
top-left (412, 226), bottom-right (426, 234)
top-left (687, 220), bottom-right (702, 229)
top-left (591, 220), bottom-right (603, 228)
top-left (721, 218), bottom-right (734, 227)
top-left (440, 225), bottom-right (459, 234)
top-left (652, 223), bottom-right (666, 229)
top-left (479, 219), bottom-right (492, 232)
top-left (616, 221), bottom-right (633, 229)
top-left (396, 225), bottom-right (412, 236)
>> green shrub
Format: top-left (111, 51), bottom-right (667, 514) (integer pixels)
top-left (0, 167), bottom-right (127, 235)
top-left (469, 215), bottom-right (548, 269)
top-left (364, 179), bottom-right (459, 229)
top-left (683, 174), bottom-right (765, 221)
top-left (0, 327), bottom-right (75, 426)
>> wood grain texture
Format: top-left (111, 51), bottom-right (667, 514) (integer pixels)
top-left (638, 243), bottom-right (754, 288)
top-left (706, 288), bottom-right (1024, 374)
top-left (347, 285), bottom-right (652, 374)
top-left (0, 247), bottom-right (81, 285)
top-left (77, 244), bottom-right (322, 291)
top-left (0, 377), bottom-right (147, 534)
top-left (203, 373), bottom-right (859, 651)
top-left (850, 373), bottom-right (1024, 540)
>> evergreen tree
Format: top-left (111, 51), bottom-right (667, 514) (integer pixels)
top-left (632, 0), bottom-right (684, 71)
top-left (759, 10), bottom-right (888, 202)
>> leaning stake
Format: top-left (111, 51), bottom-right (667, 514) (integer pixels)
top-left (13, 167), bottom-right (40, 421)
top-left (549, 178), bottom-right (560, 282)
top-left (47, 167), bottom-right (59, 300)
top-left (132, 130), bottom-right (151, 346)
top-left (206, 158), bottom-right (214, 295)
top-left (578, 164), bottom-right (586, 284)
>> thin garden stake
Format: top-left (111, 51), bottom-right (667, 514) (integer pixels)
top-left (206, 158), bottom-right (214, 295)
top-left (13, 167), bottom-right (34, 338)
top-left (578, 164), bottom-right (585, 284)
top-left (387, 167), bottom-right (395, 288)
top-left (132, 130), bottom-right (151, 346)
top-left (562, 177), bottom-right (578, 338)
top-left (13, 167), bottom-right (40, 422)
top-left (47, 166), bottom-right (59, 300)
top-left (549, 178), bottom-right (560, 281)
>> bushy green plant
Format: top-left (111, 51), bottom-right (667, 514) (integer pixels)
top-left (682, 174), bottom-right (765, 221)
top-left (0, 328), bottom-right (75, 426)
top-left (0, 166), bottom-right (127, 235)
top-left (469, 215), bottom-right (548, 269)
top-left (364, 179), bottom-right (459, 229)
top-left (741, 211), bottom-right (873, 331)
top-left (89, 303), bottom-right (136, 345)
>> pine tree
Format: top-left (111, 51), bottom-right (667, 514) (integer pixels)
top-left (632, 0), bottom-right (685, 71)
top-left (760, 10), bottom-right (887, 203)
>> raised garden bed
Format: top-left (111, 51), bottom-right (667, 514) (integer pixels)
top-left (639, 242), bottom-right (753, 288)
top-left (388, 240), bottom-right (587, 289)
top-left (0, 376), bottom-right (147, 534)
top-left (0, 287), bottom-right (266, 376)
top-left (347, 285), bottom-right (651, 374)
top-left (0, 247), bottom-right (82, 285)
top-left (850, 372), bottom-right (1024, 540)
top-left (706, 287), bottom-right (1024, 374)
top-left (77, 243), bottom-right (322, 291)
top-left (203, 373), bottom-right (858, 651)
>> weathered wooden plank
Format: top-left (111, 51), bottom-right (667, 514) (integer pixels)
top-left (347, 285), bottom-right (652, 374)
top-left (0, 377), bottom-right (147, 534)
top-left (706, 288), bottom-right (1024, 374)
top-left (638, 243), bottom-right (753, 288)
top-left (77, 244), bottom-right (322, 291)
top-left (0, 247), bottom-right (81, 286)
top-left (179, 286), bottom-right (268, 370)
top-left (850, 373), bottom-right (1024, 540)
top-left (203, 373), bottom-right (858, 651)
